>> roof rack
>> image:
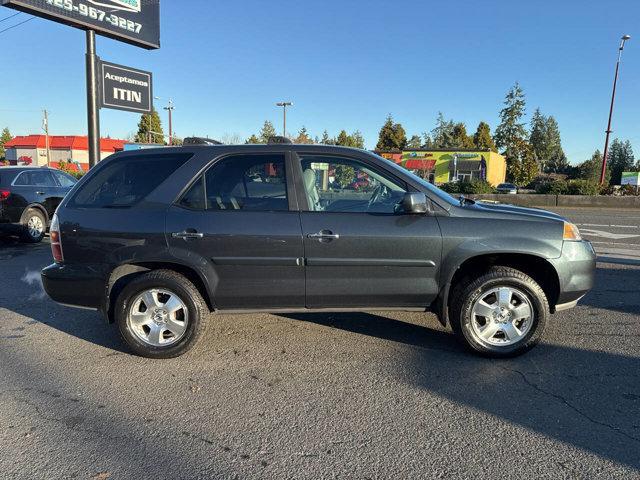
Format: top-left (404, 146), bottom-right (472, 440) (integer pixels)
top-left (267, 136), bottom-right (292, 144)
top-left (183, 137), bottom-right (223, 146)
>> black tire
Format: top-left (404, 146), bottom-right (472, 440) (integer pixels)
top-left (115, 270), bottom-right (209, 359)
top-left (20, 208), bottom-right (46, 243)
top-left (450, 266), bottom-right (548, 358)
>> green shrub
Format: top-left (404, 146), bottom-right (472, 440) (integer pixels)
top-left (440, 181), bottom-right (495, 195)
top-left (619, 184), bottom-right (640, 196)
top-left (536, 180), bottom-right (568, 195)
top-left (439, 182), bottom-right (460, 194)
top-left (566, 180), bottom-right (600, 196)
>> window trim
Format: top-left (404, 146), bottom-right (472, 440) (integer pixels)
top-left (292, 152), bottom-right (411, 215)
top-left (174, 151), bottom-right (296, 213)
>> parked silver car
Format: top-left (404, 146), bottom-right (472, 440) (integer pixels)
top-left (497, 183), bottom-right (518, 194)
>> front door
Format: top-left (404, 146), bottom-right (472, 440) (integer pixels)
top-left (294, 153), bottom-right (442, 308)
top-left (167, 152), bottom-right (305, 310)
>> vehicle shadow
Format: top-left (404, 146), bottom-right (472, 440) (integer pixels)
top-left (581, 264), bottom-right (640, 315)
top-left (284, 311), bottom-right (640, 470)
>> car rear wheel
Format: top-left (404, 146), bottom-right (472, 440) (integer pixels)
top-left (115, 270), bottom-right (208, 358)
top-left (450, 266), bottom-right (548, 357)
top-left (20, 208), bottom-right (46, 243)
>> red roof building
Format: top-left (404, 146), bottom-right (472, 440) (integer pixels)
top-left (4, 135), bottom-right (126, 171)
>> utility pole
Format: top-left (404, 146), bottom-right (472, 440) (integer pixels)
top-left (164, 99), bottom-right (174, 145)
top-left (42, 109), bottom-right (50, 168)
top-left (86, 30), bottom-right (101, 168)
top-left (276, 101), bottom-right (293, 138)
top-left (600, 34), bottom-right (631, 185)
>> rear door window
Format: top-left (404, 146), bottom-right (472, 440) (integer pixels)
top-left (68, 153), bottom-right (191, 208)
top-left (13, 170), bottom-right (58, 187)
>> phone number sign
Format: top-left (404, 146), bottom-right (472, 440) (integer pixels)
top-left (1, 0), bottom-right (160, 49)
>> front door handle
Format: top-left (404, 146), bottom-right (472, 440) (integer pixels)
top-left (308, 230), bottom-right (340, 242)
top-left (172, 230), bottom-right (204, 240)
top-left (36, 191), bottom-right (45, 195)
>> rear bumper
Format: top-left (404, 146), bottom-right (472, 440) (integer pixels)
top-left (41, 263), bottom-right (106, 309)
top-left (550, 240), bottom-right (596, 310)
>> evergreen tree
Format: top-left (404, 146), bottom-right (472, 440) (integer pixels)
top-left (294, 126), bottom-right (314, 144)
top-left (529, 109), bottom-right (567, 172)
top-left (473, 122), bottom-right (497, 152)
top-left (376, 114), bottom-right (407, 151)
top-left (135, 109), bottom-right (165, 144)
top-left (334, 130), bottom-right (365, 148)
top-left (0, 127), bottom-right (12, 160)
top-left (350, 130), bottom-right (365, 149)
top-left (320, 130), bottom-right (334, 145)
top-left (608, 139), bottom-right (635, 185)
top-left (258, 121), bottom-right (277, 143)
top-left (494, 82), bottom-right (528, 153)
top-left (246, 134), bottom-right (260, 144)
top-left (450, 123), bottom-right (474, 149)
top-left (407, 135), bottom-right (423, 149)
top-left (336, 130), bottom-right (352, 147)
top-left (576, 150), bottom-right (609, 183)
top-left (429, 112), bottom-right (455, 148)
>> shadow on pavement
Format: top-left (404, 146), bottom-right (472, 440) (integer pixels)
top-left (581, 265), bottom-right (640, 315)
top-left (284, 311), bottom-right (640, 470)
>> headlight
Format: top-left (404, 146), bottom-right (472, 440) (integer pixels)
top-left (563, 222), bottom-right (582, 241)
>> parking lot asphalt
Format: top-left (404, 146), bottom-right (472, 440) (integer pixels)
top-left (1, 209), bottom-right (639, 479)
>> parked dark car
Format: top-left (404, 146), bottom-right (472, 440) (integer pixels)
top-left (41, 142), bottom-right (595, 358)
top-left (0, 166), bottom-right (77, 242)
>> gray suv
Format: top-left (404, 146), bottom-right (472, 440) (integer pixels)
top-left (41, 141), bottom-right (595, 358)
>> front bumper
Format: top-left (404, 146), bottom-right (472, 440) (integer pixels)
top-left (549, 240), bottom-right (596, 310)
top-left (41, 263), bottom-right (106, 309)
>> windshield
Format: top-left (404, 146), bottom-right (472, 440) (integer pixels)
top-left (371, 153), bottom-right (459, 206)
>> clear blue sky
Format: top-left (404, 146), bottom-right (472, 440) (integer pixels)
top-left (1, 0), bottom-right (638, 163)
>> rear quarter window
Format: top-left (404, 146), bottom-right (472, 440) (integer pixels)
top-left (68, 153), bottom-right (192, 208)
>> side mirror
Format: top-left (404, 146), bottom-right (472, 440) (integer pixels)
top-left (402, 192), bottom-right (430, 214)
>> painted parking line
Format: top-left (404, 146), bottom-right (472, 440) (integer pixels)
top-left (579, 228), bottom-right (640, 240)
top-left (577, 223), bottom-right (639, 229)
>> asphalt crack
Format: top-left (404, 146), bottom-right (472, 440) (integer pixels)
top-left (502, 367), bottom-right (640, 443)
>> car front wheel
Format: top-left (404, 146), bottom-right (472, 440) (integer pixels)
top-left (115, 270), bottom-right (208, 358)
top-left (450, 266), bottom-right (548, 357)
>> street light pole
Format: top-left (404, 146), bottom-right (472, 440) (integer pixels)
top-left (600, 34), bottom-right (631, 185)
top-left (164, 99), bottom-right (174, 145)
top-left (276, 101), bottom-right (293, 138)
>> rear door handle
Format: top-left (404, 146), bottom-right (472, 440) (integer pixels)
top-left (172, 230), bottom-right (204, 240)
top-left (307, 230), bottom-right (340, 242)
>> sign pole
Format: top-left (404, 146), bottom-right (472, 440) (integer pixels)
top-left (86, 29), bottom-right (101, 168)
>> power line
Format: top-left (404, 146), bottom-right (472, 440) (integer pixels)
top-left (0, 12), bottom-right (21, 22)
top-left (0, 16), bottom-right (35, 35)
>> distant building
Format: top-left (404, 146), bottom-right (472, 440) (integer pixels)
top-left (376, 149), bottom-right (507, 187)
top-left (4, 135), bottom-right (126, 171)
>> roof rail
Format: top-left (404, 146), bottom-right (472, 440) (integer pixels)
top-left (267, 136), bottom-right (292, 144)
top-left (183, 137), bottom-right (223, 146)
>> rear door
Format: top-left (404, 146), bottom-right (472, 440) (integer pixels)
top-left (293, 152), bottom-right (442, 308)
top-left (166, 151), bottom-right (305, 310)
top-left (11, 169), bottom-right (60, 219)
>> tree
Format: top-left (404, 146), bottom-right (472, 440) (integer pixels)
top-left (608, 139), bottom-right (635, 185)
top-left (494, 82), bottom-right (528, 154)
top-left (135, 109), bottom-right (164, 144)
top-left (334, 164), bottom-right (355, 188)
top-left (407, 135), bottom-right (422, 149)
top-left (258, 120), bottom-right (277, 143)
top-left (429, 112), bottom-right (455, 148)
top-left (246, 134), bottom-right (260, 144)
top-left (505, 138), bottom-right (537, 185)
top-left (529, 109), bottom-right (567, 173)
top-left (450, 123), bottom-right (475, 149)
top-left (320, 130), bottom-right (334, 145)
top-left (576, 150), bottom-right (610, 183)
top-left (294, 126), bottom-right (314, 144)
top-left (334, 130), bottom-right (364, 148)
top-left (376, 114), bottom-right (407, 151)
top-left (473, 122), bottom-right (497, 152)
top-left (0, 127), bottom-right (12, 160)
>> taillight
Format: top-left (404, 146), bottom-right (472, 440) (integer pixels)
top-left (0, 189), bottom-right (9, 201)
top-left (50, 214), bottom-right (64, 263)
